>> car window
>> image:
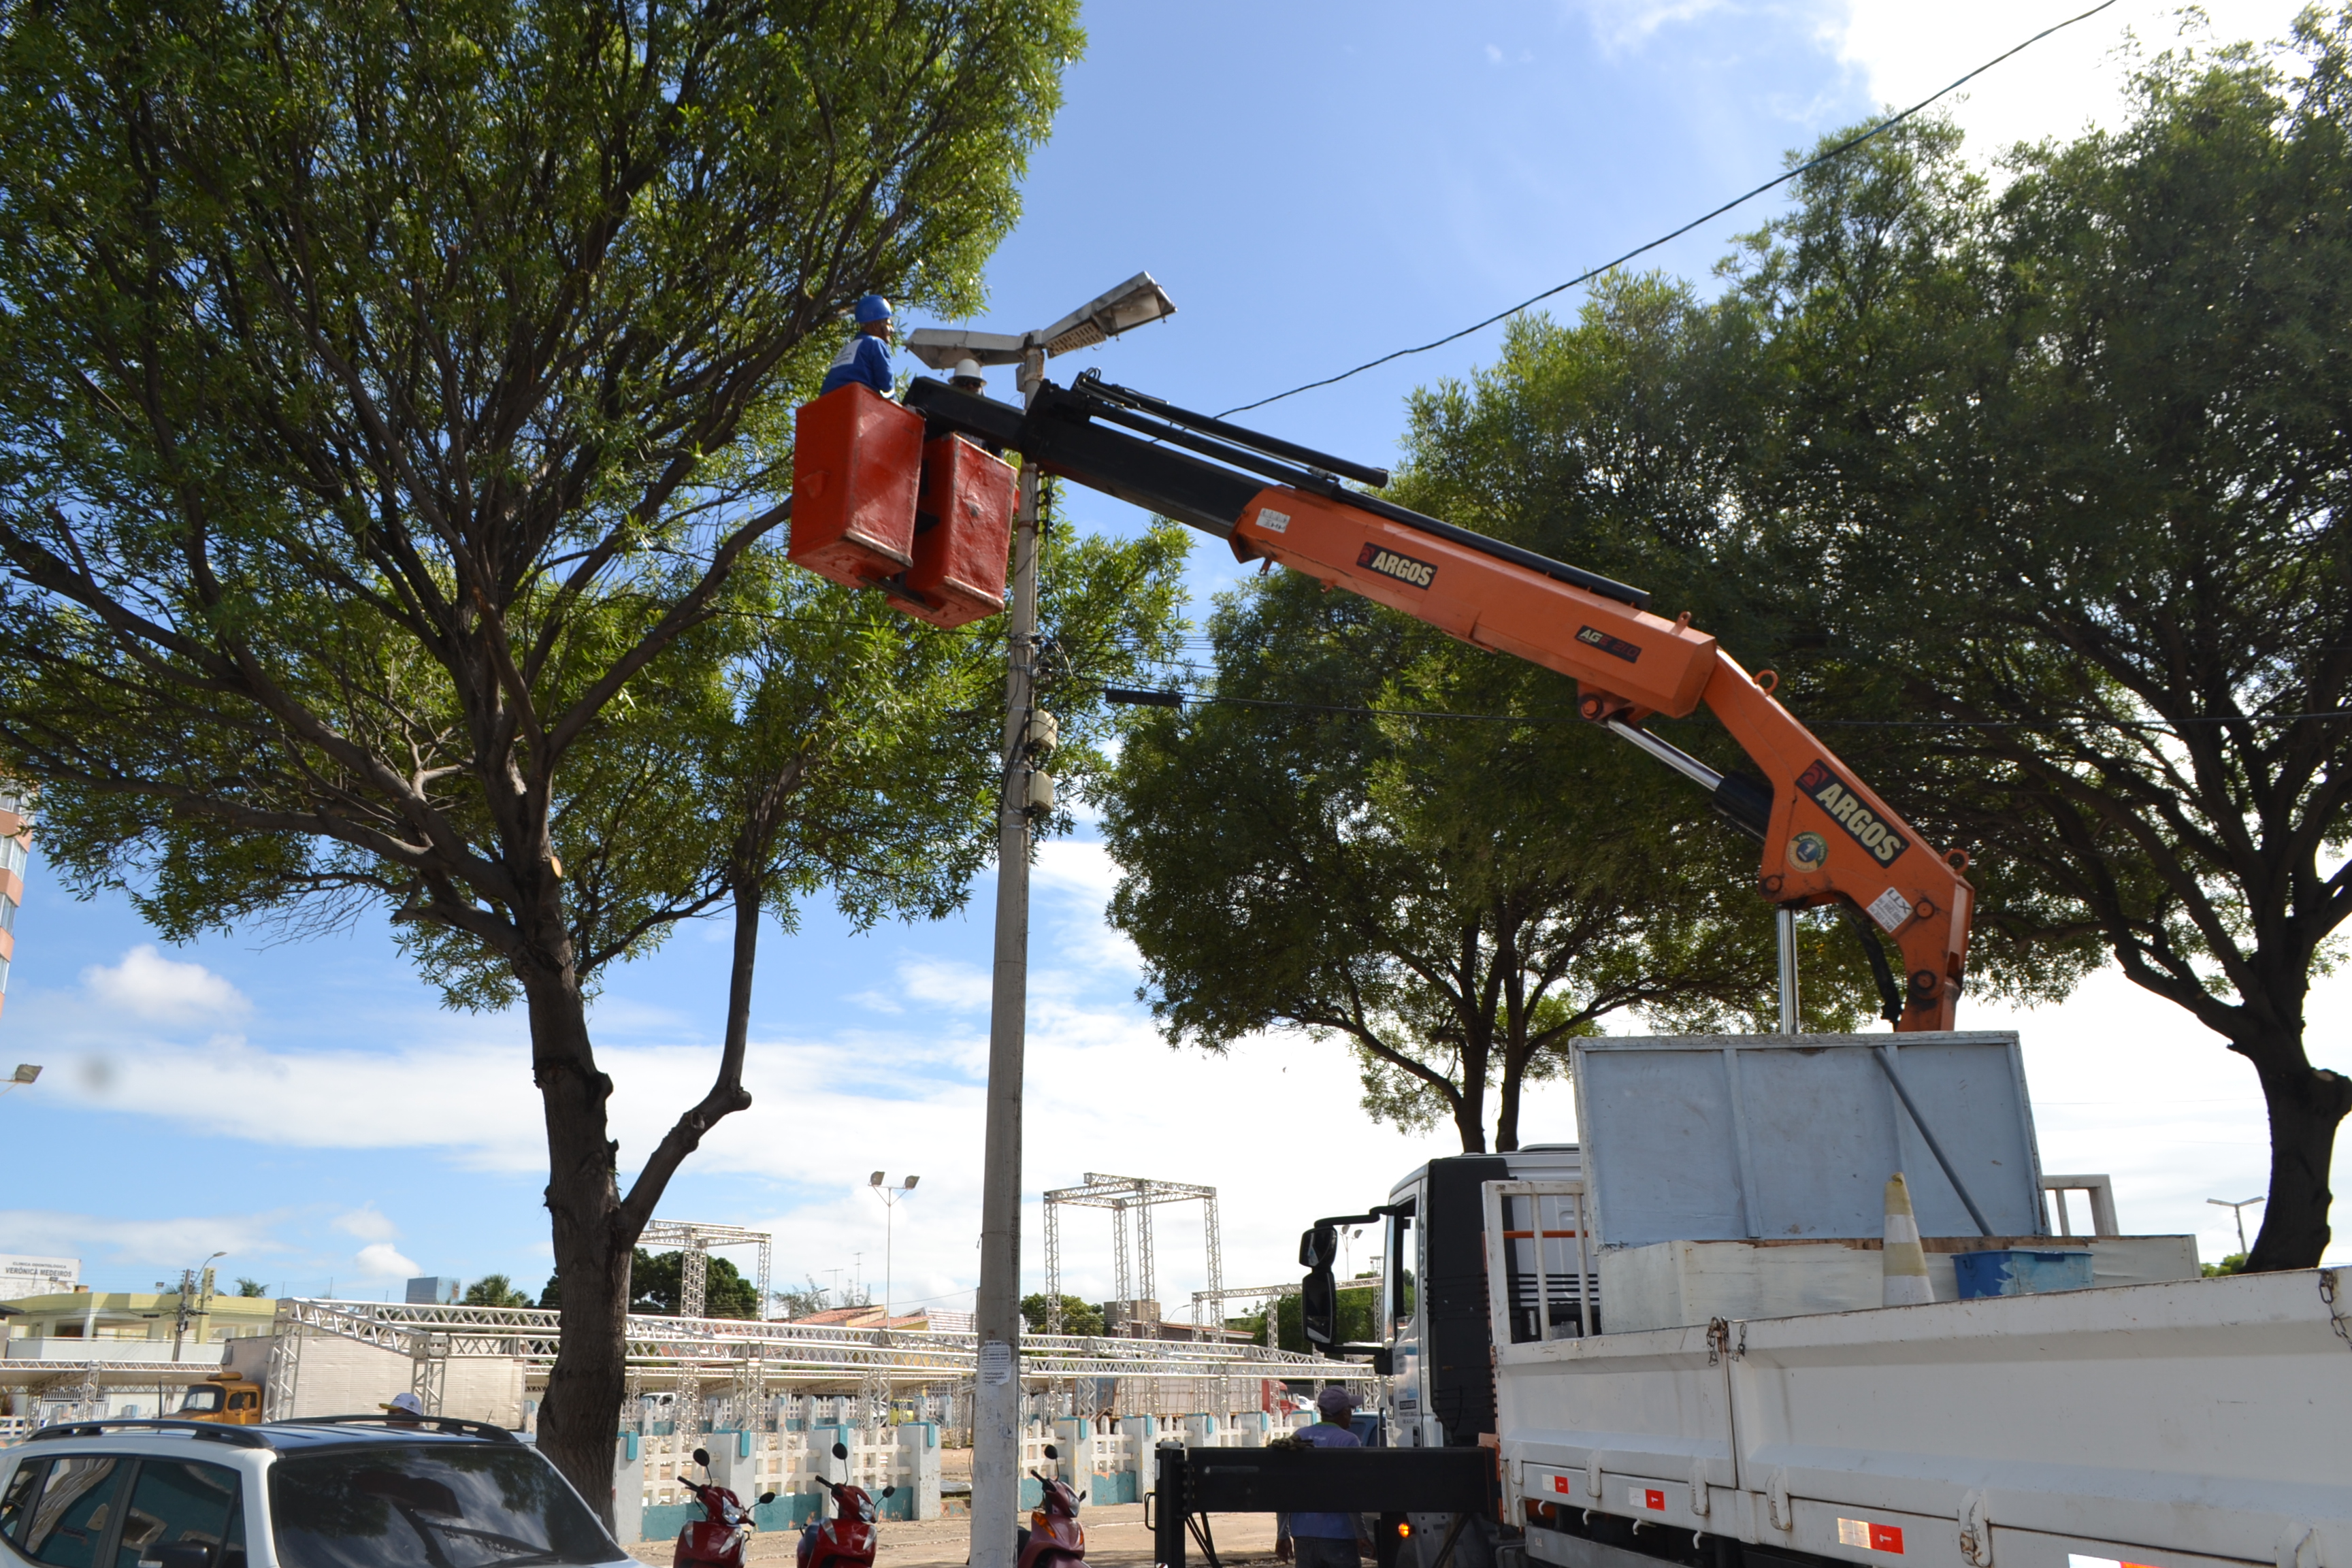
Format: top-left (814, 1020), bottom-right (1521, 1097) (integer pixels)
top-left (2, 1459), bottom-right (48, 1548)
top-left (114, 1462), bottom-right (244, 1568)
top-left (268, 1446), bottom-right (615, 1568)
top-left (18, 1456), bottom-right (127, 1568)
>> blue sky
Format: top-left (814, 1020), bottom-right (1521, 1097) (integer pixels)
top-left (2, 0), bottom-right (2338, 1312)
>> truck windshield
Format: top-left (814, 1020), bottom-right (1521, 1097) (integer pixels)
top-left (268, 1446), bottom-right (615, 1568)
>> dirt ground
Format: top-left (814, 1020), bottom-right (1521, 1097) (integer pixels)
top-left (625, 1503), bottom-right (1284, 1568)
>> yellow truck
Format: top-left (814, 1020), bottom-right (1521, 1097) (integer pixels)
top-left (176, 1370), bottom-right (261, 1424)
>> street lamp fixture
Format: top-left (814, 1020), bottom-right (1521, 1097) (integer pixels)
top-left (911, 272), bottom-right (1178, 1568)
top-left (2207, 1194), bottom-right (2265, 1256)
top-left (905, 272), bottom-right (1176, 390)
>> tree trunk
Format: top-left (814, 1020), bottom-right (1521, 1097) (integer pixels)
top-left (525, 961), bottom-right (633, 1524)
top-left (2239, 1037), bottom-right (2352, 1272)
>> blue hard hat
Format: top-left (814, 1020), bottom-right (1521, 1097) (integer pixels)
top-left (853, 294), bottom-right (892, 325)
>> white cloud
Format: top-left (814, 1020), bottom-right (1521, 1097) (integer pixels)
top-left (898, 958), bottom-right (993, 1013)
top-left (333, 1207), bottom-right (399, 1243)
top-left (80, 945), bottom-right (249, 1025)
top-left (1567, 0), bottom-right (1733, 53)
top-left (1825, 1), bottom-right (2314, 160)
top-left (0, 1208), bottom-right (291, 1273)
top-left (353, 1242), bottom-right (421, 1279)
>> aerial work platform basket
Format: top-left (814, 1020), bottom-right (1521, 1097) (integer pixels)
top-left (902, 433), bottom-right (1014, 627)
top-left (789, 387), bottom-right (1013, 627)
top-left (789, 383), bottom-right (921, 589)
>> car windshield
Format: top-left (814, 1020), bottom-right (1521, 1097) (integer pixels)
top-left (268, 1446), bottom-right (615, 1568)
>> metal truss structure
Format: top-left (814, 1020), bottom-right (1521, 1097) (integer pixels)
top-left (1041, 1173), bottom-right (1222, 1335)
top-left (262, 1296), bottom-right (1334, 1403)
top-left (1189, 1282), bottom-right (1301, 1331)
top-left (640, 1219), bottom-right (774, 1320)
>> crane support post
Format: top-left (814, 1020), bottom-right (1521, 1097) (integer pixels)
top-left (896, 373), bottom-right (1975, 1030)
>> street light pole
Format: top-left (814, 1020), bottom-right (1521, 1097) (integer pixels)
top-left (905, 275), bottom-right (1175, 1568)
top-left (868, 1173), bottom-right (919, 1324)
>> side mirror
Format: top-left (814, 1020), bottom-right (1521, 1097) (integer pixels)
top-left (1299, 1224), bottom-right (1337, 1269)
top-left (759, 1492), bottom-right (777, 1505)
top-left (1301, 1262), bottom-right (1338, 1350)
top-left (1043, 1443), bottom-right (1058, 1460)
top-left (1079, 1490), bottom-right (1088, 1502)
top-left (832, 1441), bottom-right (849, 1460)
top-left (881, 1486), bottom-right (896, 1499)
top-left (693, 1448), bottom-right (711, 1468)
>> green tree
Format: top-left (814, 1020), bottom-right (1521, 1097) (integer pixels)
top-left (233, 1277), bottom-right (270, 1298)
top-left (1727, 18), bottom-right (2352, 1267)
top-left (1269, 1287), bottom-right (1377, 1354)
top-left (463, 1274), bottom-right (534, 1309)
top-left (630, 1252), bottom-right (760, 1319)
top-left (0, 0), bottom-right (1120, 1509)
top-left (1104, 566), bottom-right (1854, 1154)
top-left (1019, 1293), bottom-right (1104, 1335)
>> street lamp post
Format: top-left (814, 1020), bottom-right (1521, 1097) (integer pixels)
top-left (904, 275), bottom-right (1175, 1568)
top-left (174, 1250), bottom-right (226, 1362)
top-left (2208, 1194), bottom-right (2265, 1256)
top-left (868, 1173), bottom-right (919, 1324)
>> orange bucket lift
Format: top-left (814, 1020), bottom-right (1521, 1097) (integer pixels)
top-left (789, 387), bottom-right (1013, 626)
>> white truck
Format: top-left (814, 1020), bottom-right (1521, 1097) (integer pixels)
top-left (1149, 1033), bottom-right (2352, 1568)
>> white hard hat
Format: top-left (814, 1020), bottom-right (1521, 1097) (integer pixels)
top-left (951, 359), bottom-right (985, 383)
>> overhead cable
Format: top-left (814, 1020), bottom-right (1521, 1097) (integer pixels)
top-left (1216, 0), bottom-right (2122, 419)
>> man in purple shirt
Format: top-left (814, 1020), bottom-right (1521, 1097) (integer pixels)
top-left (1276, 1387), bottom-right (1374, 1568)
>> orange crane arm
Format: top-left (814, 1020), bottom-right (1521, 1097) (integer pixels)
top-left (898, 372), bottom-right (1974, 1030)
top-left (1220, 485), bottom-right (1970, 1030)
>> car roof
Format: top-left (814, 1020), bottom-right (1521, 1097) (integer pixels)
top-left (20, 1417), bottom-right (522, 1456)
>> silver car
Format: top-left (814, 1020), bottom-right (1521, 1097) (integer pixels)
top-left (0, 1417), bottom-right (634, 1568)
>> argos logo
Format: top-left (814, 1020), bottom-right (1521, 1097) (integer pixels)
top-left (1357, 542), bottom-right (1437, 589)
top-left (1797, 760), bottom-right (1909, 867)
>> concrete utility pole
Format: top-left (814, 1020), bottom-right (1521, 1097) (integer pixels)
top-left (905, 274), bottom-right (1177, 1568)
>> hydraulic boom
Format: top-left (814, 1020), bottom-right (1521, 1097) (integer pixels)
top-left (899, 372), bottom-right (1973, 1030)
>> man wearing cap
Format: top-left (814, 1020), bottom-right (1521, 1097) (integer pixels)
top-left (1275, 1387), bottom-right (1374, 1568)
top-left (819, 295), bottom-right (898, 397)
top-left (379, 1391), bottom-right (427, 1424)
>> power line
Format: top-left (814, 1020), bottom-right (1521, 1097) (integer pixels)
top-left (1216, 0), bottom-right (2122, 419)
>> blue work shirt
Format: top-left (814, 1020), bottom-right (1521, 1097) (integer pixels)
top-left (820, 331), bottom-right (894, 397)
top-left (1281, 1420), bottom-right (1362, 1540)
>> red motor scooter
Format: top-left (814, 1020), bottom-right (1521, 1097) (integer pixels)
top-left (674, 1446), bottom-right (779, 1568)
top-left (799, 1440), bottom-right (897, 1568)
top-left (1018, 1443), bottom-right (1088, 1568)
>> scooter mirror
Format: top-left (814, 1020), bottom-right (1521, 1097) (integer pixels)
top-left (693, 1448), bottom-right (711, 1469)
top-left (881, 1486), bottom-right (896, 1499)
top-left (1043, 1443), bottom-right (1058, 1460)
top-left (1079, 1492), bottom-right (1088, 1502)
top-left (759, 1493), bottom-right (777, 1505)
top-left (832, 1441), bottom-right (849, 1460)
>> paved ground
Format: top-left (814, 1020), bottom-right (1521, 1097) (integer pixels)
top-left (626, 1503), bottom-right (1284, 1568)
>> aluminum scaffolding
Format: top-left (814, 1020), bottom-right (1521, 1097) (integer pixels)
top-left (640, 1218), bottom-right (774, 1320)
top-left (1041, 1173), bottom-right (1222, 1335)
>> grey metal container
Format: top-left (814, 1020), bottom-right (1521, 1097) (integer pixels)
top-left (1569, 1032), bottom-right (2046, 1245)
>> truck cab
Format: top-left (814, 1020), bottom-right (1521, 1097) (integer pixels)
top-left (1371, 1146), bottom-right (1583, 1454)
top-left (178, 1372), bottom-right (262, 1424)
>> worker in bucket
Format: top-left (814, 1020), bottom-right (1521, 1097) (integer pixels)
top-left (949, 358), bottom-right (988, 393)
top-left (819, 294), bottom-right (896, 397)
top-left (1274, 1387), bottom-right (1375, 1567)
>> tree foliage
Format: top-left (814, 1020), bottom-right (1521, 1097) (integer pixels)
top-left (0, 0), bottom-right (1128, 1507)
top-left (629, 1251), bottom-right (760, 1319)
top-left (1019, 1292), bottom-right (1104, 1336)
top-left (1367, 12), bottom-right (2352, 1263)
top-left (463, 1273), bottom-right (534, 1309)
top-left (1105, 542), bottom-right (1870, 1154)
